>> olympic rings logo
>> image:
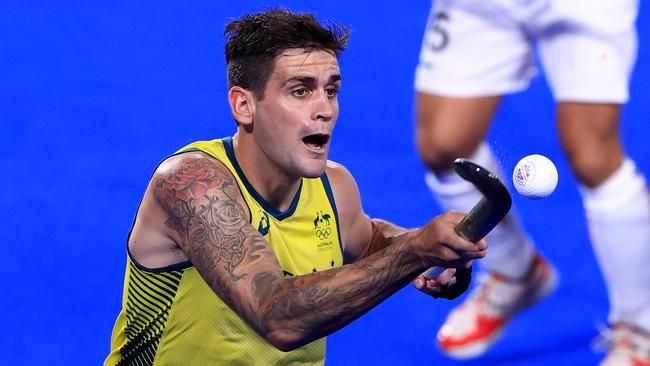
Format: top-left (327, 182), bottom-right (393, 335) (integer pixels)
top-left (315, 227), bottom-right (331, 240)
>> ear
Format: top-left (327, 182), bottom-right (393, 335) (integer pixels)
top-left (228, 86), bottom-right (255, 125)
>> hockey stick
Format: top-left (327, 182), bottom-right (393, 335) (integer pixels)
top-left (423, 158), bottom-right (512, 299)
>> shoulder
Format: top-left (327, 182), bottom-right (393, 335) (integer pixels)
top-left (325, 161), bottom-right (363, 220)
top-left (324, 160), bottom-right (372, 258)
top-left (323, 160), bottom-right (360, 206)
top-left (155, 151), bottom-right (229, 180)
top-left (324, 160), bottom-right (355, 189)
top-left (152, 151), bottom-right (245, 211)
top-left (155, 151), bottom-right (234, 185)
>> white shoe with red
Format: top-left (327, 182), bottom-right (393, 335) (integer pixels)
top-left (595, 323), bottom-right (650, 366)
top-left (437, 254), bottom-right (557, 359)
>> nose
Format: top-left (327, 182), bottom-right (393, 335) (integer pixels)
top-left (312, 91), bottom-right (335, 122)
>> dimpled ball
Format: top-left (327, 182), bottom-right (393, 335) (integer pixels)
top-left (512, 154), bottom-right (558, 199)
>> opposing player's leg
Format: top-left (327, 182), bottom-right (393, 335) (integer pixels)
top-left (416, 94), bottom-right (558, 359)
top-left (540, 0), bottom-right (649, 362)
top-left (416, 94), bottom-right (541, 282)
top-left (557, 102), bottom-right (650, 365)
top-left (414, 2), bottom-right (556, 358)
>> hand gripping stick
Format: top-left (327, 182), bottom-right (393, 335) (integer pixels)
top-left (423, 158), bottom-right (512, 299)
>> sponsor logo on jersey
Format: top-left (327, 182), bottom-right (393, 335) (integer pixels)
top-left (257, 211), bottom-right (270, 236)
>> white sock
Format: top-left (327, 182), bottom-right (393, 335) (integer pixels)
top-left (580, 158), bottom-right (650, 331)
top-left (425, 143), bottom-right (537, 279)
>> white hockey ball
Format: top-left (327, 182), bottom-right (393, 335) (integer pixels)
top-left (512, 154), bottom-right (558, 198)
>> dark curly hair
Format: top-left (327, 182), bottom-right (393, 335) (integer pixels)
top-left (224, 8), bottom-right (350, 100)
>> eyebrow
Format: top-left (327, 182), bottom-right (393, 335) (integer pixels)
top-left (282, 74), bottom-right (342, 87)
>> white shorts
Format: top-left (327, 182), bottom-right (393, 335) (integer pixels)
top-left (414, 0), bottom-right (638, 103)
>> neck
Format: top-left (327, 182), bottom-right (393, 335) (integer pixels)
top-left (232, 133), bottom-right (302, 212)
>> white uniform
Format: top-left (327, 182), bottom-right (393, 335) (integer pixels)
top-left (414, 0), bottom-right (650, 349)
top-left (415, 0), bottom-right (638, 103)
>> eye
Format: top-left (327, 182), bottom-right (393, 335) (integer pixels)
top-left (292, 87), bottom-right (309, 97)
top-left (325, 87), bottom-right (339, 98)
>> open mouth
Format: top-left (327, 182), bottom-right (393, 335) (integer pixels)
top-left (302, 133), bottom-right (330, 149)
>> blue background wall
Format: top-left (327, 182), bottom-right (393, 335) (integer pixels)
top-left (2, 1), bottom-right (648, 364)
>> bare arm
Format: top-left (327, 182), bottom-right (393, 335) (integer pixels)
top-left (358, 219), bottom-right (409, 260)
top-left (328, 162), bottom-right (469, 294)
top-left (323, 162), bottom-right (409, 262)
top-left (328, 162), bottom-right (450, 263)
top-left (152, 154), bottom-right (484, 351)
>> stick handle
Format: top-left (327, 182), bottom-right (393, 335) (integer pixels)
top-left (421, 159), bottom-right (512, 281)
top-left (422, 266), bottom-right (445, 279)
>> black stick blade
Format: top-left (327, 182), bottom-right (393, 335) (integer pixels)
top-left (453, 158), bottom-right (512, 242)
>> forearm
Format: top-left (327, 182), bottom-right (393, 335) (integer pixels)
top-left (254, 229), bottom-right (426, 351)
top-left (153, 155), bottom-right (462, 351)
top-left (358, 219), bottom-right (410, 259)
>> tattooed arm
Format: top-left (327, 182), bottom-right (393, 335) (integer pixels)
top-left (151, 153), bottom-right (485, 352)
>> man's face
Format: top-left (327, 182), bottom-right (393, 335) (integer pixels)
top-left (251, 48), bottom-right (341, 179)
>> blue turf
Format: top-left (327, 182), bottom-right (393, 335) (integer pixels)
top-left (1, 1), bottom-right (648, 364)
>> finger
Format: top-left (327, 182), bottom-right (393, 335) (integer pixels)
top-left (441, 236), bottom-right (482, 257)
top-left (413, 277), bottom-right (440, 296)
top-left (463, 249), bottom-right (487, 260)
top-left (475, 238), bottom-right (487, 251)
top-left (426, 268), bottom-right (456, 286)
top-left (426, 282), bottom-right (441, 293)
top-left (434, 245), bottom-right (462, 264)
top-left (412, 276), bottom-right (425, 289)
top-left (437, 268), bottom-right (457, 284)
top-left (441, 210), bottom-right (467, 224)
top-left (423, 271), bottom-right (450, 289)
top-left (438, 226), bottom-right (482, 251)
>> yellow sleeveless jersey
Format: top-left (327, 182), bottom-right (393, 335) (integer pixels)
top-left (106, 137), bottom-right (344, 366)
